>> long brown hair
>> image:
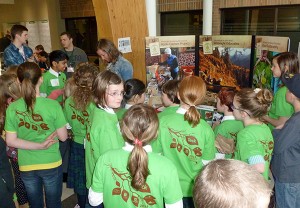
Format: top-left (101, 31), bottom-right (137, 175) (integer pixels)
top-left (72, 63), bottom-right (99, 111)
top-left (121, 104), bottom-right (159, 190)
top-left (273, 52), bottom-right (300, 77)
top-left (178, 75), bottom-right (206, 127)
top-left (17, 62), bottom-right (42, 112)
top-left (0, 74), bottom-right (21, 133)
top-left (96, 39), bottom-right (121, 64)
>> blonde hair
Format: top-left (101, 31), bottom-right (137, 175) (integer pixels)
top-left (0, 74), bottom-right (21, 133)
top-left (193, 159), bottom-right (272, 208)
top-left (121, 104), bottom-right (159, 190)
top-left (235, 88), bottom-right (273, 118)
top-left (92, 70), bottom-right (122, 108)
top-left (178, 76), bottom-right (206, 127)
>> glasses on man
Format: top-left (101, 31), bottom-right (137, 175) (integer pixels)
top-left (106, 91), bottom-right (125, 97)
top-left (230, 103), bottom-right (251, 117)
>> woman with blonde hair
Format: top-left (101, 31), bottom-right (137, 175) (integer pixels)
top-left (152, 75), bottom-right (216, 208)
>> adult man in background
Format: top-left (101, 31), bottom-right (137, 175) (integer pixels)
top-left (4, 25), bottom-right (33, 67)
top-left (60, 32), bottom-right (88, 78)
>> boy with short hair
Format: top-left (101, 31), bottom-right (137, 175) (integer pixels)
top-left (193, 159), bottom-right (271, 208)
top-left (4, 24), bottom-right (33, 66)
top-left (271, 73), bottom-right (300, 208)
top-left (39, 50), bottom-right (68, 104)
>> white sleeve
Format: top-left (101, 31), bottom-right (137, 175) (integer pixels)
top-left (88, 187), bottom-right (103, 206)
top-left (40, 92), bottom-right (47, 98)
top-left (165, 199), bottom-right (183, 208)
top-left (202, 159), bottom-right (212, 165)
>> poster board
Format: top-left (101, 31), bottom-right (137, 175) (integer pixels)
top-left (253, 36), bottom-right (290, 92)
top-left (199, 35), bottom-right (253, 93)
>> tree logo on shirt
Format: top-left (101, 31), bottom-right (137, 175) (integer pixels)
top-left (108, 165), bottom-right (157, 207)
top-left (168, 128), bottom-right (202, 163)
top-left (259, 140), bottom-right (274, 161)
top-left (16, 110), bottom-right (49, 132)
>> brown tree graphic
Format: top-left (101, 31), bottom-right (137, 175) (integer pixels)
top-left (108, 164), bottom-right (157, 207)
top-left (168, 128), bottom-right (202, 163)
top-left (16, 110), bottom-right (49, 132)
top-left (259, 140), bottom-right (274, 161)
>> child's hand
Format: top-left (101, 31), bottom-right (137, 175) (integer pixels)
top-left (41, 131), bottom-right (58, 149)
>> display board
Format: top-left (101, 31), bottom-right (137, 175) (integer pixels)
top-left (253, 36), bottom-right (290, 92)
top-left (199, 35), bottom-right (253, 93)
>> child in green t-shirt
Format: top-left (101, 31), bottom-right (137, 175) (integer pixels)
top-left (116, 78), bottom-right (146, 120)
top-left (214, 89), bottom-right (244, 159)
top-left (85, 70), bottom-right (125, 191)
top-left (89, 104), bottom-right (183, 208)
top-left (39, 50), bottom-right (69, 104)
top-left (152, 76), bottom-right (216, 206)
top-left (158, 79), bottom-right (180, 118)
top-left (263, 52), bottom-right (299, 129)
top-left (232, 88), bottom-right (274, 180)
top-left (64, 63), bottom-right (99, 208)
top-left (5, 62), bottom-right (68, 208)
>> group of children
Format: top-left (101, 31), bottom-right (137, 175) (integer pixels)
top-left (0, 50), bottom-right (300, 208)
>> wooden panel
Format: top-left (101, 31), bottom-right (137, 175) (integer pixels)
top-left (158, 0), bottom-right (203, 12)
top-left (92, 0), bottom-right (148, 83)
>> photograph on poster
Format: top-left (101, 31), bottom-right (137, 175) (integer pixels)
top-left (145, 36), bottom-right (195, 107)
top-left (199, 35), bottom-right (252, 93)
top-left (253, 36), bottom-right (289, 92)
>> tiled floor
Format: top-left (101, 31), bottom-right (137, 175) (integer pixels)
top-left (62, 182), bottom-right (74, 200)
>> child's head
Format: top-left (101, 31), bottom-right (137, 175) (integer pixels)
top-left (178, 76), bottom-right (206, 127)
top-left (232, 88), bottom-right (273, 120)
top-left (271, 52), bottom-right (299, 78)
top-left (35, 44), bottom-right (44, 53)
top-left (121, 104), bottom-right (159, 190)
top-left (282, 73), bottom-right (300, 103)
top-left (0, 73), bottom-right (21, 133)
top-left (216, 89), bottom-right (235, 113)
top-left (96, 38), bottom-right (120, 64)
top-left (124, 79), bottom-right (146, 104)
top-left (72, 63), bottom-right (99, 111)
top-left (161, 79), bottom-right (180, 107)
top-left (193, 159), bottom-right (271, 208)
top-left (92, 70), bottom-right (123, 109)
top-left (49, 50), bottom-right (68, 72)
top-left (17, 62), bottom-right (42, 112)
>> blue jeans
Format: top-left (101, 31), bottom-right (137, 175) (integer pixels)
top-left (275, 181), bottom-right (300, 208)
top-left (20, 165), bottom-right (63, 208)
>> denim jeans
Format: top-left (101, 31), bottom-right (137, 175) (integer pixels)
top-left (275, 181), bottom-right (300, 208)
top-left (20, 165), bottom-right (63, 208)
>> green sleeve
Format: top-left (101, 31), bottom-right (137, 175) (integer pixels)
top-left (163, 163), bottom-right (183, 204)
top-left (54, 101), bottom-right (67, 129)
top-left (91, 154), bottom-right (104, 192)
top-left (202, 126), bottom-right (216, 160)
top-left (4, 105), bottom-right (16, 132)
top-left (237, 130), bottom-right (262, 162)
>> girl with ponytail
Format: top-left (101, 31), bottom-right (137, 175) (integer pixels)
top-left (5, 62), bottom-right (68, 208)
top-left (89, 104), bottom-right (183, 208)
top-left (152, 75), bottom-right (216, 207)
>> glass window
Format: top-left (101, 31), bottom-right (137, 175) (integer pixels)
top-left (65, 17), bottom-right (98, 55)
top-left (161, 11), bottom-right (203, 36)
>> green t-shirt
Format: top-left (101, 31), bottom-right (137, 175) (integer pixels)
top-left (64, 97), bottom-right (96, 144)
top-left (91, 148), bottom-right (183, 208)
top-left (235, 124), bottom-right (274, 180)
top-left (116, 108), bottom-right (127, 121)
top-left (213, 117), bottom-right (244, 159)
top-left (85, 107), bottom-right (124, 188)
top-left (151, 109), bottom-right (216, 197)
top-left (39, 69), bottom-right (66, 103)
top-left (5, 97), bottom-right (67, 171)
top-left (268, 86), bottom-right (294, 130)
top-left (158, 106), bottom-right (179, 119)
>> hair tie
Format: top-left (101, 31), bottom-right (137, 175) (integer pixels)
top-left (134, 138), bottom-right (142, 147)
top-left (190, 104), bottom-right (196, 107)
top-left (254, 88), bottom-right (261, 94)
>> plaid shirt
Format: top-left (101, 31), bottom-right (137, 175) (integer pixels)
top-left (4, 43), bottom-right (33, 67)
